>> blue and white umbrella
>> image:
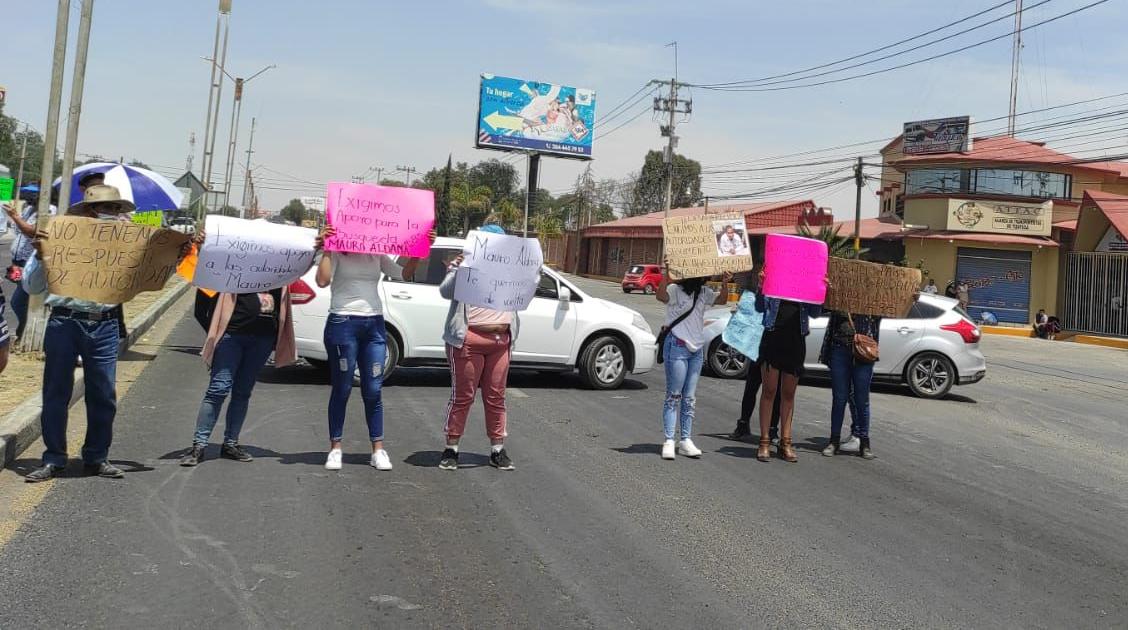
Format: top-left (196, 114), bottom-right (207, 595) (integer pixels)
top-left (53, 162), bottom-right (183, 212)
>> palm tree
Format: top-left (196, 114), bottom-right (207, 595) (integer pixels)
top-left (530, 213), bottom-right (563, 244)
top-left (797, 223), bottom-right (868, 259)
top-left (450, 183), bottom-right (492, 236)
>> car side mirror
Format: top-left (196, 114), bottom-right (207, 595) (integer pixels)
top-left (558, 286), bottom-right (571, 308)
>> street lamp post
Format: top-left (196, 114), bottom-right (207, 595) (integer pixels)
top-left (200, 0), bottom-right (231, 215)
top-left (221, 65), bottom-right (274, 216)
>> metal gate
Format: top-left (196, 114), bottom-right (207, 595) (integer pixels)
top-left (1063, 252), bottom-right (1128, 338)
top-left (956, 247), bottom-right (1033, 324)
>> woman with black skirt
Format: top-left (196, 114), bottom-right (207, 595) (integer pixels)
top-left (756, 295), bottom-right (822, 463)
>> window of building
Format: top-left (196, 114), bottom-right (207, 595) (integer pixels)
top-left (972, 169), bottom-right (1070, 199)
top-left (905, 168), bottom-right (968, 194)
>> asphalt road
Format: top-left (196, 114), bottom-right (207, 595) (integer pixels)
top-left (0, 274), bottom-right (1125, 629)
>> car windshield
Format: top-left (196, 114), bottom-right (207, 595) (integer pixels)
top-left (628, 265), bottom-right (644, 274)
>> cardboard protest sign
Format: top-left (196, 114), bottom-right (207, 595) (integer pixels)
top-left (324, 182), bottom-right (434, 257)
top-left (42, 216), bottom-right (189, 303)
top-left (663, 212), bottom-right (753, 279)
top-left (825, 258), bottom-right (921, 318)
top-left (193, 215), bottom-right (317, 293)
top-left (721, 290), bottom-right (765, 361)
top-left (761, 233), bottom-right (828, 304)
top-left (132, 211), bottom-right (163, 227)
top-left (453, 230), bottom-right (543, 311)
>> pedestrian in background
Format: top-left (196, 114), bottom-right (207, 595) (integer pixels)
top-left (315, 226), bottom-right (435, 471)
top-left (819, 310), bottom-right (880, 460)
top-left (729, 268), bottom-right (781, 442)
top-left (436, 224), bottom-right (518, 472)
top-left (755, 271), bottom-right (824, 463)
top-left (0, 284), bottom-right (9, 374)
top-left (922, 279), bottom-right (938, 295)
top-left (21, 185), bottom-right (189, 482)
top-left (957, 281), bottom-right (970, 311)
top-left (3, 184), bottom-right (58, 341)
top-left (656, 264), bottom-right (731, 460)
top-left (179, 227), bottom-right (328, 467)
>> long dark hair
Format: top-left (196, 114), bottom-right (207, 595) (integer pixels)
top-left (677, 277), bottom-right (707, 298)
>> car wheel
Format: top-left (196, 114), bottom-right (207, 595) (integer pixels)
top-left (643, 284), bottom-right (655, 295)
top-left (579, 336), bottom-right (627, 390)
top-left (905, 352), bottom-right (954, 399)
top-left (382, 333), bottom-right (400, 382)
top-left (707, 338), bottom-right (749, 379)
top-left (622, 287), bottom-right (631, 293)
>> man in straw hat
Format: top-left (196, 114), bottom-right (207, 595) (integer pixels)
top-left (21, 184), bottom-right (174, 482)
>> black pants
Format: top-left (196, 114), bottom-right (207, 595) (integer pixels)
top-left (739, 359), bottom-right (782, 437)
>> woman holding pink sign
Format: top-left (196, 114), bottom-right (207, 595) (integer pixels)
top-left (315, 226), bottom-right (436, 472)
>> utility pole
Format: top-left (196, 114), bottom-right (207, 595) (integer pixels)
top-left (523, 152), bottom-right (539, 237)
top-left (23, 0), bottom-right (71, 354)
top-left (397, 165), bottom-right (417, 186)
top-left (653, 42), bottom-right (692, 220)
top-left (186, 131), bottom-right (196, 172)
top-left (240, 116), bottom-right (255, 216)
top-left (57, 0), bottom-right (94, 213)
top-left (201, 1), bottom-right (231, 210)
top-left (853, 156), bottom-right (864, 257)
top-left (1007, 0), bottom-right (1023, 136)
top-left (220, 64), bottom-right (274, 213)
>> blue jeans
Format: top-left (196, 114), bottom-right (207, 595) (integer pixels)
top-left (829, 344), bottom-right (874, 439)
top-left (41, 315), bottom-right (119, 467)
top-left (324, 314), bottom-right (386, 442)
top-left (11, 283), bottom-right (29, 339)
top-left (193, 332), bottom-right (275, 446)
top-left (662, 334), bottom-right (704, 441)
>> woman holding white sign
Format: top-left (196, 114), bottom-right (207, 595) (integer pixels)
top-left (656, 265), bottom-right (732, 460)
top-left (435, 224), bottom-right (520, 471)
top-left (315, 226), bottom-right (435, 471)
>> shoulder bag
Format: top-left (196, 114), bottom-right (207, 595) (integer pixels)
top-left (847, 313), bottom-right (879, 363)
top-left (656, 289), bottom-right (699, 364)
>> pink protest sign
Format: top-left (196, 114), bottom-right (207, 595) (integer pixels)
top-left (324, 182), bottom-right (435, 257)
top-left (761, 233), bottom-right (829, 304)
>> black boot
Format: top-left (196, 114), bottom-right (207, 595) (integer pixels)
top-left (821, 435), bottom-right (840, 457)
top-left (729, 420), bottom-right (752, 441)
top-left (859, 437), bottom-right (874, 460)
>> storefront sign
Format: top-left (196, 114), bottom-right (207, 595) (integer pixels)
top-left (903, 116), bottom-right (970, 155)
top-left (1096, 226), bottom-right (1128, 253)
top-left (946, 199), bottom-right (1052, 236)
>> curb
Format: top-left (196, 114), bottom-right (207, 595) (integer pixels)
top-left (981, 325), bottom-right (1035, 338)
top-left (0, 279), bottom-right (191, 468)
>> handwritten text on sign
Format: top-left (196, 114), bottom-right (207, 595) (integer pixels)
top-left (825, 258), bottom-right (921, 318)
top-left (324, 182), bottom-right (434, 257)
top-left (42, 216), bottom-right (189, 303)
top-left (193, 215), bottom-right (316, 293)
top-left (761, 233), bottom-right (828, 304)
top-left (663, 212), bottom-right (753, 279)
top-left (453, 231), bottom-right (544, 311)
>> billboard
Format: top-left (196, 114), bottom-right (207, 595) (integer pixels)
top-left (301, 196), bottom-right (326, 212)
top-left (476, 74), bottom-right (595, 160)
top-left (946, 198), bottom-right (1052, 236)
top-left (903, 116), bottom-right (971, 155)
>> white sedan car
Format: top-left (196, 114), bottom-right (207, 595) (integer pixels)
top-left (287, 237), bottom-right (657, 389)
top-left (701, 294), bottom-right (987, 399)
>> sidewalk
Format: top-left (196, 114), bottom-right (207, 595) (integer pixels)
top-left (980, 325), bottom-right (1128, 349)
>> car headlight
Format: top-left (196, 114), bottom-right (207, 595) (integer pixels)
top-left (631, 312), bottom-right (652, 335)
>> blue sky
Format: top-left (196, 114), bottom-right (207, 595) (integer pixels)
top-left (3, 0), bottom-right (1126, 218)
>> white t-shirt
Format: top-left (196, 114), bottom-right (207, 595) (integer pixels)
top-left (328, 253), bottom-right (402, 316)
top-left (664, 284), bottom-right (719, 352)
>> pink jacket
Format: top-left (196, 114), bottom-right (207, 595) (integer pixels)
top-left (201, 289), bottom-right (297, 369)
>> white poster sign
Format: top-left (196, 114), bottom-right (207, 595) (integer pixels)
top-left (193, 215), bottom-right (317, 292)
top-left (453, 230), bottom-right (544, 311)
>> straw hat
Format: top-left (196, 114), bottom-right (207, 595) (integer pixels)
top-left (68, 184), bottom-right (136, 215)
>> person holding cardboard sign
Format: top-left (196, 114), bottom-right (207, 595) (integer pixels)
top-left (315, 225), bottom-right (436, 472)
top-left (22, 185), bottom-right (192, 483)
top-left (656, 263), bottom-right (732, 460)
top-left (818, 311), bottom-right (882, 460)
top-left (436, 224), bottom-right (520, 472)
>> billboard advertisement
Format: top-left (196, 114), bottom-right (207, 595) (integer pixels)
top-left (903, 116), bottom-right (971, 155)
top-left (946, 198), bottom-right (1052, 236)
top-left (476, 74), bottom-right (595, 160)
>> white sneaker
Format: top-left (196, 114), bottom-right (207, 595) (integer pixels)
top-left (839, 435), bottom-right (861, 453)
top-left (678, 439), bottom-right (703, 458)
top-left (371, 449), bottom-right (392, 471)
top-left (661, 440), bottom-right (676, 460)
top-left (325, 448), bottom-right (343, 470)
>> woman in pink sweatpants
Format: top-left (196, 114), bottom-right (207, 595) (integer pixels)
top-left (436, 225), bottom-right (521, 471)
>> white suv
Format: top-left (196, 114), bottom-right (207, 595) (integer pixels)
top-left (288, 237), bottom-right (657, 389)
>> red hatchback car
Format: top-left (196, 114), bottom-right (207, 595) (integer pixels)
top-left (622, 264), bottom-right (663, 294)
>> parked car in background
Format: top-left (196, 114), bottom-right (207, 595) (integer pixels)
top-left (169, 217), bottom-right (196, 235)
top-left (621, 264), bottom-right (663, 294)
top-left (701, 294), bottom-right (986, 399)
top-left (288, 238), bottom-right (658, 390)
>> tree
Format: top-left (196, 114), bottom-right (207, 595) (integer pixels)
top-left (279, 198), bottom-right (306, 225)
top-left (0, 104), bottom-right (54, 185)
top-left (128, 159), bottom-right (152, 170)
top-left (629, 150), bottom-right (703, 215)
top-left (450, 184), bottom-right (492, 236)
top-left (530, 213), bottom-right (562, 243)
top-left (487, 197), bottom-right (522, 232)
top-left (469, 159), bottom-right (520, 206)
